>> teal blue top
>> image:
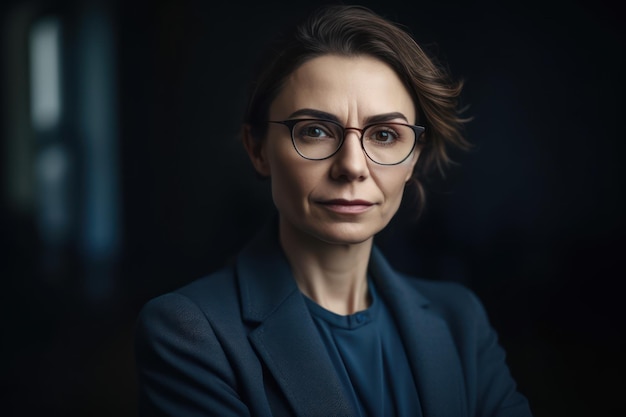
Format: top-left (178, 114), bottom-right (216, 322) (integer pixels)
top-left (304, 280), bottom-right (422, 417)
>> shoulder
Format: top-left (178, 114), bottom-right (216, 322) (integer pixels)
top-left (371, 245), bottom-right (489, 326)
top-left (409, 276), bottom-right (482, 308)
top-left (400, 274), bottom-right (492, 329)
top-left (135, 264), bottom-right (241, 341)
top-left (176, 264), bottom-right (239, 307)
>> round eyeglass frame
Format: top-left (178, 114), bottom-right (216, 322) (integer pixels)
top-left (266, 118), bottom-right (426, 166)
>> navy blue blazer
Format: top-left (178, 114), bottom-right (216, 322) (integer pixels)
top-left (134, 221), bottom-right (533, 417)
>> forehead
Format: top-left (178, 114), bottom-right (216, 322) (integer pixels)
top-left (270, 54), bottom-right (416, 123)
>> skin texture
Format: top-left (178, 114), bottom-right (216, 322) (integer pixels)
top-left (244, 54), bottom-right (420, 314)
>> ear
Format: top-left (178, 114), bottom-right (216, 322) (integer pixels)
top-left (242, 124), bottom-right (271, 177)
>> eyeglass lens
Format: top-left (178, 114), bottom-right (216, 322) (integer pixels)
top-left (291, 119), bottom-right (416, 164)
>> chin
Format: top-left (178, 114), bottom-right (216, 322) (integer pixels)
top-left (310, 222), bottom-right (382, 246)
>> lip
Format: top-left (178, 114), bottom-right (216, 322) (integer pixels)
top-left (317, 199), bottom-right (375, 214)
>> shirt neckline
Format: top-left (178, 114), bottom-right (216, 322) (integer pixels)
top-left (303, 279), bottom-right (380, 330)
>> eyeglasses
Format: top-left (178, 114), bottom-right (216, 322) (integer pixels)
top-left (267, 118), bottom-right (425, 165)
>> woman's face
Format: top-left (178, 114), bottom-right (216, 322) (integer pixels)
top-left (248, 54), bottom-right (419, 246)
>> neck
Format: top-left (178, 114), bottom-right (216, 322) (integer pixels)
top-left (279, 217), bottom-right (373, 316)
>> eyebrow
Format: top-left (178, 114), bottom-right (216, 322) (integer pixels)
top-left (287, 109), bottom-right (341, 123)
top-left (365, 112), bottom-right (410, 124)
top-left (287, 108), bottom-right (410, 125)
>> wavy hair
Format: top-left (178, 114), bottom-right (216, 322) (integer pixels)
top-left (243, 4), bottom-right (471, 215)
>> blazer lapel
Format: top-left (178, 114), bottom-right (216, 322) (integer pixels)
top-left (248, 294), bottom-right (357, 417)
top-left (236, 220), bottom-right (357, 417)
top-left (370, 247), bottom-right (468, 417)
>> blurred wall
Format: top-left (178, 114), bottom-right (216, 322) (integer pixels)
top-left (1, 0), bottom-right (624, 416)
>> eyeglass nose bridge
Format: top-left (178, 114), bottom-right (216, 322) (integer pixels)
top-left (336, 125), bottom-right (417, 166)
top-left (324, 126), bottom-right (371, 166)
top-left (336, 126), bottom-right (367, 150)
top-left (323, 125), bottom-right (387, 164)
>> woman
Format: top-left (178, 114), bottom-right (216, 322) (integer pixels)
top-left (134, 4), bottom-right (533, 416)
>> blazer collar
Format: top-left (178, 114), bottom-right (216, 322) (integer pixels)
top-left (236, 218), bottom-right (358, 416)
top-left (370, 246), bottom-right (468, 417)
top-left (236, 218), bottom-right (467, 417)
top-left (236, 217), bottom-right (298, 323)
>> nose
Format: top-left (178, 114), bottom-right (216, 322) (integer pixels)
top-left (330, 130), bottom-right (369, 181)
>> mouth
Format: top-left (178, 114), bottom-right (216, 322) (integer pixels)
top-left (317, 199), bottom-right (375, 214)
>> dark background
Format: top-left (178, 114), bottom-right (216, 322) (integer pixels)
top-left (1, 0), bottom-right (624, 416)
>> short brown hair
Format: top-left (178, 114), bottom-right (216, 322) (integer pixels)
top-left (243, 4), bottom-right (471, 213)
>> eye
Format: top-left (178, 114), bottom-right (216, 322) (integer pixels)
top-left (302, 125), bottom-right (329, 138)
top-left (294, 120), bottom-right (340, 141)
top-left (365, 124), bottom-right (402, 145)
top-left (375, 130), bottom-right (397, 142)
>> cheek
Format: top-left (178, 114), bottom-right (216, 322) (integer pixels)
top-left (267, 151), bottom-right (321, 207)
top-left (378, 165), bottom-right (413, 200)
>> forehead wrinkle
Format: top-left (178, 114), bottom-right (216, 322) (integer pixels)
top-left (272, 55), bottom-right (415, 125)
